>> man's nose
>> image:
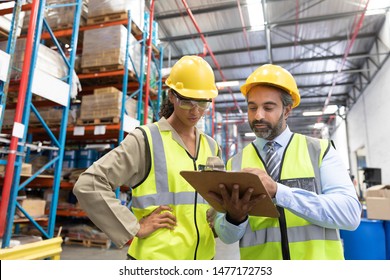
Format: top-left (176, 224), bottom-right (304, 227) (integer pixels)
top-left (255, 108), bottom-right (265, 120)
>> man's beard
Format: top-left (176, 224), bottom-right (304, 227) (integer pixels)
top-left (250, 111), bottom-right (284, 140)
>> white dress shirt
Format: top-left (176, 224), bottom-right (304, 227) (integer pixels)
top-left (215, 126), bottom-right (362, 244)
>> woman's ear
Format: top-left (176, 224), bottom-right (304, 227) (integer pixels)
top-left (168, 90), bottom-right (175, 104)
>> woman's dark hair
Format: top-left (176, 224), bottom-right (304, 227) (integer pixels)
top-left (158, 90), bottom-right (174, 119)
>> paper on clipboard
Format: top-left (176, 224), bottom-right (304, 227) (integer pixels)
top-left (180, 170), bottom-right (279, 218)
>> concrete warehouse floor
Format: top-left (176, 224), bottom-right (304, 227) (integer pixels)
top-left (60, 238), bottom-right (240, 260)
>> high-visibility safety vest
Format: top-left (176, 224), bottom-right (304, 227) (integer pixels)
top-left (128, 123), bottom-right (219, 260)
top-left (227, 133), bottom-right (344, 260)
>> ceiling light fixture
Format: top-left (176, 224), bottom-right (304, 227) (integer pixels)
top-left (303, 111), bottom-right (323, 117)
top-left (247, 0), bottom-right (265, 31)
top-left (303, 105), bottom-right (339, 116)
top-left (216, 80), bottom-right (239, 89)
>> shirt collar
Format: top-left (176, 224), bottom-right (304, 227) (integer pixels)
top-left (254, 125), bottom-right (293, 151)
top-left (156, 117), bottom-right (202, 147)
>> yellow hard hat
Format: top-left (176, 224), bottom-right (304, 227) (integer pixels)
top-left (165, 55), bottom-right (218, 100)
top-left (240, 64), bottom-right (300, 108)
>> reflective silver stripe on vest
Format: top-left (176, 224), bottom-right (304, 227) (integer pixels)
top-left (132, 124), bottom-right (210, 208)
top-left (231, 151), bottom-right (243, 171)
top-left (149, 124), bottom-right (169, 193)
top-left (240, 224), bottom-right (340, 247)
top-left (132, 191), bottom-right (207, 208)
top-left (305, 136), bottom-right (322, 194)
top-left (204, 134), bottom-right (217, 156)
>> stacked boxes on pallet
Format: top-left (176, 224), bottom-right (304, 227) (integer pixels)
top-left (30, 107), bottom-right (74, 126)
top-left (0, 1), bottom-right (25, 37)
top-left (79, 87), bottom-right (122, 123)
top-left (2, 108), bottom-right (74, 129)
top-left (22, 0), bottom-right (88, 31)
top-left (44, 0), bottom-right (88, 30)
top-left (81, 24), bottom-right (142, 75)
top-left (0, 39), bottom-right (68, 80)
top-left (87, 0), bottom-right (145, 30)
top-left (0, 39), bottom-right (81, 99)
top-left (65, 224), bottom-right (111, 249)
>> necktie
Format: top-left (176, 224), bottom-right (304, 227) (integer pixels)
top-left (265, 141), bottom-right (290, 260)
top-left (265, 141), bottom-right (281, 181)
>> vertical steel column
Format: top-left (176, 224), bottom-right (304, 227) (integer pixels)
top-left (48, 0), bottom-right (83, 237)
top-left (156, 45), bottom-right (164, 118)
top-left (2, 0), bottom-right (46, 248)
top-left (119, 10), bottom-right (132, 144)
top-left (115, 10), bottom-right (133, 199)
top-left (137, 13), bottom-right (148, 122)
top-left (143, 0), bottom-right (155, 125)
top-left (0, 0), bottom-right (40, 240)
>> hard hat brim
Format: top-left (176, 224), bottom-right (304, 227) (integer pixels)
top-left (240, 82), bottom-right (300, 108)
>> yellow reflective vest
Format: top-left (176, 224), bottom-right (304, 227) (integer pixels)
top-left (227, 133), bottom-right (344, 260)
top-left (128, 123), bottom-right (219, 260)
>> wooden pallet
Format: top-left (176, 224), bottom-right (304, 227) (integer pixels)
top-left (64, 237), bottom-right (87, 247)
top-left (81, 64), bottom-right (125, 74)
top-left (9, 95), bottom-right (47, 103)
top-left (28, 121), bottom-right (62, 128)
top-left (87, 12), bottom-right (127, 25)
top-left (87, 239), bottom-right (111, 249)
top-left (65, 237), bottom-right (111, 249)
top-left (50, 23), bottom-right (74, 31)
top-left (76, 116), bottom-right (120, 126)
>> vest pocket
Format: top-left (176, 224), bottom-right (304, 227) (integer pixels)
top-left (280, 177), bottom-right (317, 192)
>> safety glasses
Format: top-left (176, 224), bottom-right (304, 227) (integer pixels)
top-left (172, 91), bottom-right (211, 110)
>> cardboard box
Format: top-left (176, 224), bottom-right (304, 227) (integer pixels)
top-left (366, 185), bottom-right (390, 220)
top-left (17, 199), bottom-right (46, 218)
top-left (0, 163), bottom-right (32, 176)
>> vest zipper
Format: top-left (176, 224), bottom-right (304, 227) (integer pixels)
top-left (193, 191), bottom-right (200, 260)
top-left (277, 206), bottom-right (291, 260)
top-left (192, 158), bottom-right (200, 260)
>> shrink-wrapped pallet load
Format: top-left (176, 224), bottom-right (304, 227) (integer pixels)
top-left (0, 39), bottom-right (81, 99)
top-left (87, 0), bottom-right (144, 30)
top-left (79, 87), bottom-right (123, 124)
top-left (81, 25), bottom-right (141, 75)
top-left (22, 0), bottom-right (88, 31)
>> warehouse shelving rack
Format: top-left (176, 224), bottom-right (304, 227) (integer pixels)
top-left (0, 0), bottom-right (83, 248)
top-left (74, 9), bottom-right (163, 146)
top-left (73, 7), bottom-right (163, 198)
top-left (0, 2), bottom-right (163, 249)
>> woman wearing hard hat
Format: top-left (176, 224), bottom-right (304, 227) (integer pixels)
top-left (74, 56), bottom-right (221, 260)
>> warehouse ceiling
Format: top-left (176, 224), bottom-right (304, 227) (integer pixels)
top-left (152, 0), bottom-right (390, 139)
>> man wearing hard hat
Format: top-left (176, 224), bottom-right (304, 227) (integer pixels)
top-left (211, 64), bottom-right (362, 260)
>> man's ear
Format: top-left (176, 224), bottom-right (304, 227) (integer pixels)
top-left (284, 105), bottom-right (292, 120)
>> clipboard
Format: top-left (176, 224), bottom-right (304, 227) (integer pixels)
top-left (180, 170), bottom-right (279, 218)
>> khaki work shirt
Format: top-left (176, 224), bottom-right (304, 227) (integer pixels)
top-left (73, 117), bottom-right (204, 248)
